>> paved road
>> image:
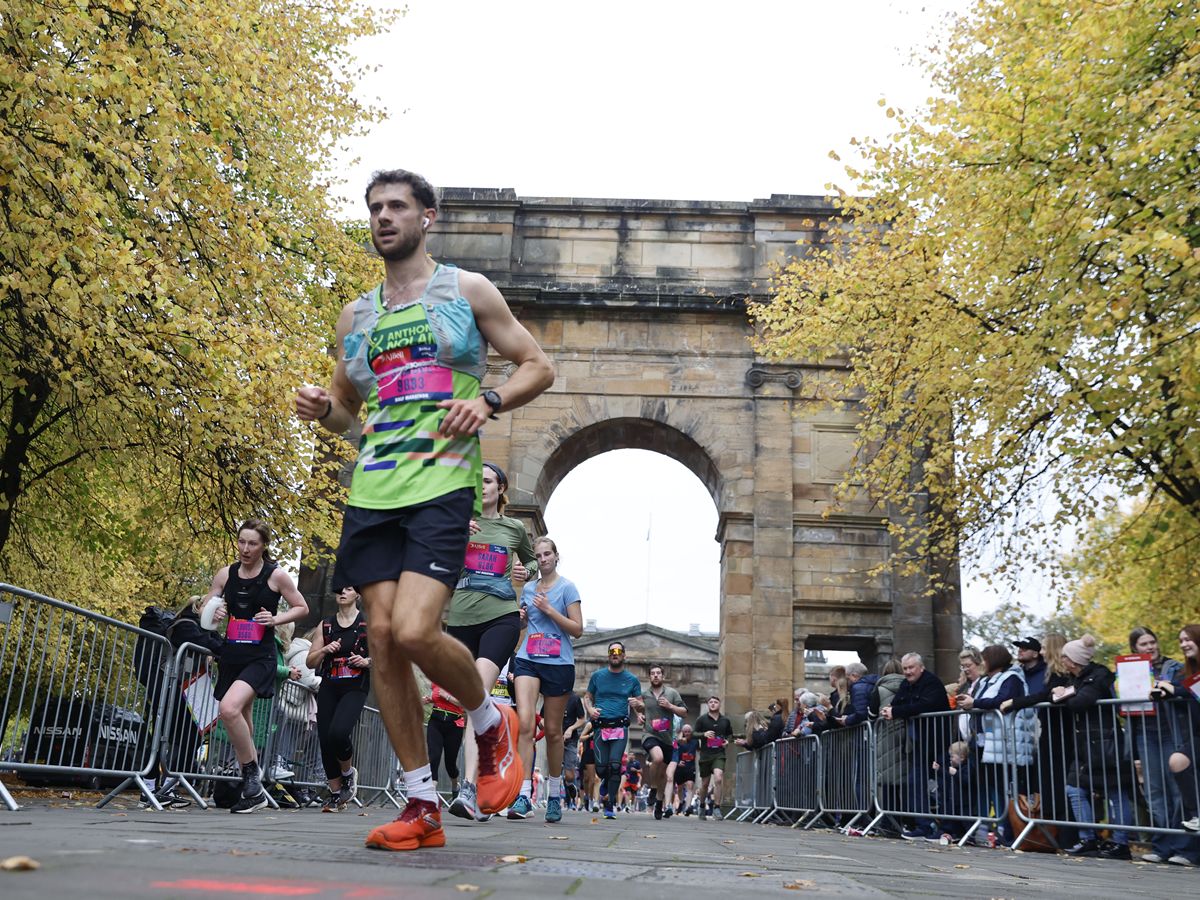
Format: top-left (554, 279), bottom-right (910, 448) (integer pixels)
top-left (0, 795), bottom-right (1191, 898)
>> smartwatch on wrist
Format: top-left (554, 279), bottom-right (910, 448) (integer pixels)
top-left (482, 389), bottom-right (503, 419)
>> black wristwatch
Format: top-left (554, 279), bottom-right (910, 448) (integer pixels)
top-left (482, 389), bottom-right (503, 419)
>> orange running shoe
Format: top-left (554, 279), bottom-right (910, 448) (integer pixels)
top-left (364, 798), bottom-right (444, 851)
top-left (475, 703), bottom-right (523, 814)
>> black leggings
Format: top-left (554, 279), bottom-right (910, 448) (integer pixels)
top-left (316, 681), bottom-right (367, 781)
top-left (425, 711), bottom-right (464, 782)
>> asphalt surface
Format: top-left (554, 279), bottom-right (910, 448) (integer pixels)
top-left (0, 792), bottom-right (1193, 898)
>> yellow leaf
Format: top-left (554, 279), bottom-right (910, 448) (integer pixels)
top-left (0, 856), bottom-right (40, 871)
top-left (498, 855), bottom-right (527, 864)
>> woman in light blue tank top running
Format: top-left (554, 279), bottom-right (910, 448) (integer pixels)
top-left (508, 537), bottom-right (583, 823)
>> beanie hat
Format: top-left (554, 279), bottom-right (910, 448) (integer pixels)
top-left (1063, 634), bottom-right (1097, 666)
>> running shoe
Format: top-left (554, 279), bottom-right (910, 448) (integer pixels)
top-left (507, 795), bottom-right (533, 819)
top-left (603, 805), bottom-right (616, 820)
top-left (545, 797), bottom-right (562, 823)
top-left (449, 781), bottom-right (478, 821)
top-left (662, 805), bottom-right (673, 819)
top-left (230, 789), bottom-right (269, 814)
top-left (322, 790), bottom-right (342, 813)
top-left (1183, 816), bottom-right (1200, 832)
top-left (654, 799), bottom-right (663, 820)
top-left (364, 798), bottom-right (445, 851)
top-left (475, 704), bottom-right (523, 814)
top-left (337, 767), bottom-right (358, 810)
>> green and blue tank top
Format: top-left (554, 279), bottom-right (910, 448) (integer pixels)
top-left (342, 264), bottom-right (487, 512)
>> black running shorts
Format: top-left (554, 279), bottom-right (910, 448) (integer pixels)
top-left (333, 488), bottom-right (473, 591)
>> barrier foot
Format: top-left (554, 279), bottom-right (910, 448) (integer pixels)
top-left (99, 775), bottom-right (161, 811)
top-left (957, 818), bottom-right (985, 848)
top-left (0, 777), bottom-right (19, 811)
top-left (736, 807), bottom-right (756, 822)
top-left (174, 775), bottom-right (210, 811)
top-left (801, 809), bottom-right (825, 830)
top-left (1011, 819), bottom-right (1037, 851)
top-left (860, 810), bottom-right (886, 837)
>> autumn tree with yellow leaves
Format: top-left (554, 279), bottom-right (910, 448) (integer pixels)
top-left (750, 0), bottom-right (1200, 599)
top-left (0, 0), bottom-right (394, 613)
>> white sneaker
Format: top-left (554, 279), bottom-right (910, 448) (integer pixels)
top-left (1141, 852), bottom-right (1165, 863)
top-left (1182, 816), bottom-right (1200, 832)
top-left (1167, 855), bottom-right (1196, 867)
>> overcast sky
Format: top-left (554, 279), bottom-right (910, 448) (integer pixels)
top-left (330, 1), bottom-right (1052, 633)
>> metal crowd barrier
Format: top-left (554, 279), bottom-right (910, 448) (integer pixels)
top-left (813, 721), bottom-right (874, 831)
top-left (0, 584), bottom-right (168, 811)
top-left (1009, 697), bottom-right (1200, 852)
top-left (773, 734), bottom-right (821, 827)
top-left (0, 584), bottom-right (404, 813)
top-left (729, 749), bottom-right (759, 821)
top-left (731, 693), bottom-right (1200, 854)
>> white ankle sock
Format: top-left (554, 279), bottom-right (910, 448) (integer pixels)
top-left (404, 764), bottom-right (438, 803)
top-left (468, 698), bottom-right (502, 735)
top-left (520, 779), bottom-right (532, 798)
top-left (548, 775), bottom-right (562, 797)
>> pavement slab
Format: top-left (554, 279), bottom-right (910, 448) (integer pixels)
top-left (0, 796), bottom-right (1193, 898)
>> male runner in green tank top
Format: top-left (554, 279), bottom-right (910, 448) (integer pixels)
top-left (295, 169), bottom-right (553, 851)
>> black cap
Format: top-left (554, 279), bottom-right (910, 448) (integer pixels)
top-left (482, 462), bottom-right (508, 489)
top-left (1012, 636), bottom-right (1042, 652)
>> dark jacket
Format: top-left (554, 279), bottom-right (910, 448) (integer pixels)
top-left (843, 674), bottom-right (878, 727)
top-left (168, 608), bottom-right (224, 656)
top-left (1055, 661), bottom-right (1133, 791)
top-left (890, 669), bottom-right (951, 718)
top-left (1023, 658), bottom-right (1048, 697)
top-left (746, 712), bottom-right (785, 749)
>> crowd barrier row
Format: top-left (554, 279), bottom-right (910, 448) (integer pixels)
top-left (730, 696), bottom-right (1200, 852)
top-left (0, 583), bottom-right (403, 812)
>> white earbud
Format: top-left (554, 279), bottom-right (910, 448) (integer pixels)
top-left (422, 217), bottom-right (429, 228)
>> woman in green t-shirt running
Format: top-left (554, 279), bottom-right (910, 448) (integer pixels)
top-left (446, 462), bottom-right (536, 821)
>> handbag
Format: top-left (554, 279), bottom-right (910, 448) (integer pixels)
top-left (1007, 793), bottom-right (1058, 852)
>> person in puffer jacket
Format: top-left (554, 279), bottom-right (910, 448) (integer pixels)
top-left (956, 645), bottom-right (1033, 844)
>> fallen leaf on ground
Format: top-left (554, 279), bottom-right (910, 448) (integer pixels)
top-left (548, 836), bottom-right (568, 840)
top-left (738, 872), bottom-right (761, 878)
top-left (722, 839), bottom-right (736, 844)
top-left (783, 880), bottom-right (815, 890)
top-left (954, 864), bottom-right (970, 869)
top-left (498, 855), bottom-right (527, 864)
top-left (454, 885), bottom-right (480, 892)
top-left (0, 856), bottom-right (40, 871)
top-left (642, 834), bottom-right (657, 839)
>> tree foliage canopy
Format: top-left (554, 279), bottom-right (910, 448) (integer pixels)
top-left (1066, 494), bottom-right (1200, 655)
top-left (749, 0), bottom-right (1200, 593)
top-left (0, 0), bottom-right (393, 610)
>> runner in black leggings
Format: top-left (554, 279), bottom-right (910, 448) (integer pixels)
top-left (307, 586), bottom-right (370, 811)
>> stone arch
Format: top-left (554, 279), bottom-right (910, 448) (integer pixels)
top-left (531, 416), bottom-right (723, 511)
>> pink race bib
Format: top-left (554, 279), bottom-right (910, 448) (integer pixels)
top-left (378, 362), bottom-right (453, 405)
top-left (329, 659), bottom-right (360, 679)
top-left (706, 736), bottom-right (726, 750)
top-left (226, 617), bottom-right (266, 644)
top-left (651, 717), bottom-right (670, 732)
top-left (600, 726), bottom-right (626, 741)
top-left (464, 542), bottom-right (508, 576)
top-left (526, 632), bottom-right (562, 659)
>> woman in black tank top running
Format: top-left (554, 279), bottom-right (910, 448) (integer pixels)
top-left (307, 586), bottom-right (371, 811)
top-left (205, 519), bottom-right (308, 814)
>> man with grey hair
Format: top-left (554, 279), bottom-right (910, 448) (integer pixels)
top-left (882, 651), bottom-right (950, 840)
